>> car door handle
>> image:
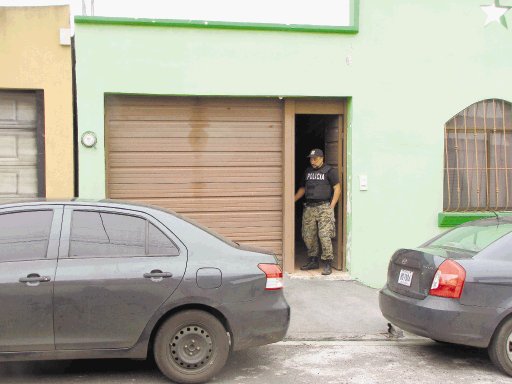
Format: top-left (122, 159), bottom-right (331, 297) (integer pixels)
top-left (19, 274), bottom-right (51, 283)
top-left (143, 270), bottom-right (173, 279)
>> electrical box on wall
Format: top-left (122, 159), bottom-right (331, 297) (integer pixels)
top-left (359, 175), bottom-right (368, 191)
top-left (60, 28), bottom-right (71, 46)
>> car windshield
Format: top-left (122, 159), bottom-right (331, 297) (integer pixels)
top-left (425, 222), bottom-right (512, 254)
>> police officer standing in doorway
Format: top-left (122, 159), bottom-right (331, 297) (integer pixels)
top-left (294, 148), bottom-right (341, 275)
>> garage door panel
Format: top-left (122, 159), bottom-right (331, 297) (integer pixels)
top-left (131, 197), bottom-right (282, 212)
top-left (107, 96), bottom-right (281, 109)
top-left (0, 134), bottom-right (36, 162)
top-left (241, 241), bottom-right (282, 256)
top-left (16, 168), bottom-right (38, 195)
top-left (109, 167), bottom-right (282, 184)
top-left (16, 136), bottom-right (37, 159)
top-left (229, 233), bottom-right (283, 242)
top-left (109, 183), bottom-right (282, 198)
top-left (110, 177), bottom-right (282, 185)
top-left (109, 121), bottom-right (282, 138)
top-left (109, 137), bottom-right (282, 152)
top-left (109, 106), bottom-right (283, 122)
top-left (0, 93), bottom-right (36, 122)
top-left (106, 96), bottom-right (283, 256)
top-left (0, 167), bottom-right (37, 196)
top-left (191, 220), bottom-right (282, 231)
top-left (229, 229), bottom-right (283, 239)
top-left (109, 152), bottom-right (282, 168)
top-left (220, 226), bottom-right (283, 235)
top-left (183, 211), bottom-right (282, 227)
top-left (109, 181), bottom-right (281, 191)
top-left (108, 95), bottom-right (281, 111)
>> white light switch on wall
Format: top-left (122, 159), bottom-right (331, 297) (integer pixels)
top-left (359, 175), bottom-right (368, 191)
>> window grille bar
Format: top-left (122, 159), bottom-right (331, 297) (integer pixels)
top-left (504, 100), bottom-right (509, 210)
top-left (493, 99), bottom-right (499, 210)
top-left (445, 124), bottom-right (451, 210)
top-left (463, 110), bottom-right (470, 210)
top-left (473, 103), bottom-right (480, 210)
top-left (454, 116), bottom-right (461, 211)
top-left (484, 100), bottom-right (489, 210)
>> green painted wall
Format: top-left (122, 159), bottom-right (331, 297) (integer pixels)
top-left (75, 0), bottom-right (512, 288)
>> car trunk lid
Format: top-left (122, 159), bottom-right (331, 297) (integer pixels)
top-left (388, 247), bottom-right (475, 299)
top-left (387, 248), bottom-right (442, 299)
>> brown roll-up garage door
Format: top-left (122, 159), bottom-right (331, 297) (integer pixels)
top-left (105, 96), bottom-right (283, 257)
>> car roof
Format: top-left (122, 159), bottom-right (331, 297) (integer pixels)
top-left (0, 198), bottom-right (176, 214)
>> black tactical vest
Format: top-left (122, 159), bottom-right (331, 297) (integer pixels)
top-left (305, 165), bottom-right (332, 201)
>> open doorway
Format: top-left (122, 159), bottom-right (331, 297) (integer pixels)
top-left (295, 114), bottom-right (344, 271)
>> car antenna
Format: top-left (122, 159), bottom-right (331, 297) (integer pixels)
top-left (491, 210), bottom-right (500, 224)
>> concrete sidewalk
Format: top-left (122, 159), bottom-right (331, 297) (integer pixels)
top-left (283, 274), bottom-right (417, 341)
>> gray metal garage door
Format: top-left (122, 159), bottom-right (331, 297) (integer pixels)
top-left (0, 92), bottom-right (38, 200)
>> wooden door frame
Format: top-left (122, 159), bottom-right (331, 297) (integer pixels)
top-left (282, 98), bottom-right (346, 273)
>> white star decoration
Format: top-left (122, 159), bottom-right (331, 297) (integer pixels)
top-left (481, 1), bottom-right (511, 28)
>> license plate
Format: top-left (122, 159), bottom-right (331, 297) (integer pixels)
top-left (398, 269), bottom-right (413, 287)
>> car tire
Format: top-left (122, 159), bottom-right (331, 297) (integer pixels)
top-left (154, 310), bottom-right (230, 384)
top-left (489, 317), bottom-right (512, 377)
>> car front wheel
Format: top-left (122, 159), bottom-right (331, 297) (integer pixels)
top-left (154, 310), bottom-right (230, 384)
top-left (489, 317), bottom-right (512, 377)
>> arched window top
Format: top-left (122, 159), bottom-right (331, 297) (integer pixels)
top-left (444, 99), bottom-right (512, 212)
top-left (446, 99), bottom-right (512, 131)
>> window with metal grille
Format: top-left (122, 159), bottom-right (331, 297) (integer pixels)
top-left (444, 99), bottom-right (512, 211)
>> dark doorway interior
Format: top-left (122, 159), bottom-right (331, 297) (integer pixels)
top-left (295, 114), bottom-right (341, 270)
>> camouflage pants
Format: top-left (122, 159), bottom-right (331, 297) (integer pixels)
top-left (302, 203), bottom-right (335, 261)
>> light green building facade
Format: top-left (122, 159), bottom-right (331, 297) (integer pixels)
top-left (74, 0), bottom-right (512, 288)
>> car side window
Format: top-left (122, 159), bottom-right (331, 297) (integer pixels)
top-left (148, 222), bottom-right (179, 256)
top-left (70, 211), bottom-right (146, 258)
top-left (0, 210), bottom-right (54, 263)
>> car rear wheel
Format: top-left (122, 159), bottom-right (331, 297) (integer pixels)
top-left (489, 317), bottom-right (512, 377)
top-left (154, 310), bottom-right (230, 384)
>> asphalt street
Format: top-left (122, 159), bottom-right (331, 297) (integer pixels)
top-left (0, 339), bottom-right (510, 384)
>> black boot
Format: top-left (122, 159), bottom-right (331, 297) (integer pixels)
top-left (321, 260), bottom-right (332, 275)
top-left (300, 257), bottom-right (319, 270)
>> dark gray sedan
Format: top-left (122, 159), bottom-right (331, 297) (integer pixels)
top-left (0, 200), bottom-right (289, 383)
top-left (380, 216), bottom-right (512, 377)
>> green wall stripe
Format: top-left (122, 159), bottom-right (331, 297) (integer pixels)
top-left (351, 0), bottom-right (360, 30)
top-left (75, 16), bottom-right (358, 34)
top-left (75, 0), bottom-right (360, 34)
top-left (438, 212), bottom-right (512, 227)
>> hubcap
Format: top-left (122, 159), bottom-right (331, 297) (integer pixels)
top-left (507, 333), bottom-right (512, 361)
top-left (169, 325), bottom-right (213, 370)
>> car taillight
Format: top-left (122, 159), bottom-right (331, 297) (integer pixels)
top-left (429, 259), bottom-right (466, 299)
top-left (258, 264), bottom-right (283, 290)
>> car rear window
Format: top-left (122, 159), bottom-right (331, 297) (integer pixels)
top-left (425, 222), bottom-right (512, 254)
top-left (69, 210), bottom-right (180, 258)
top-left (149, 223), bottom-right (179, 256)
top-left (70, 211), bottom-right (146, 257)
